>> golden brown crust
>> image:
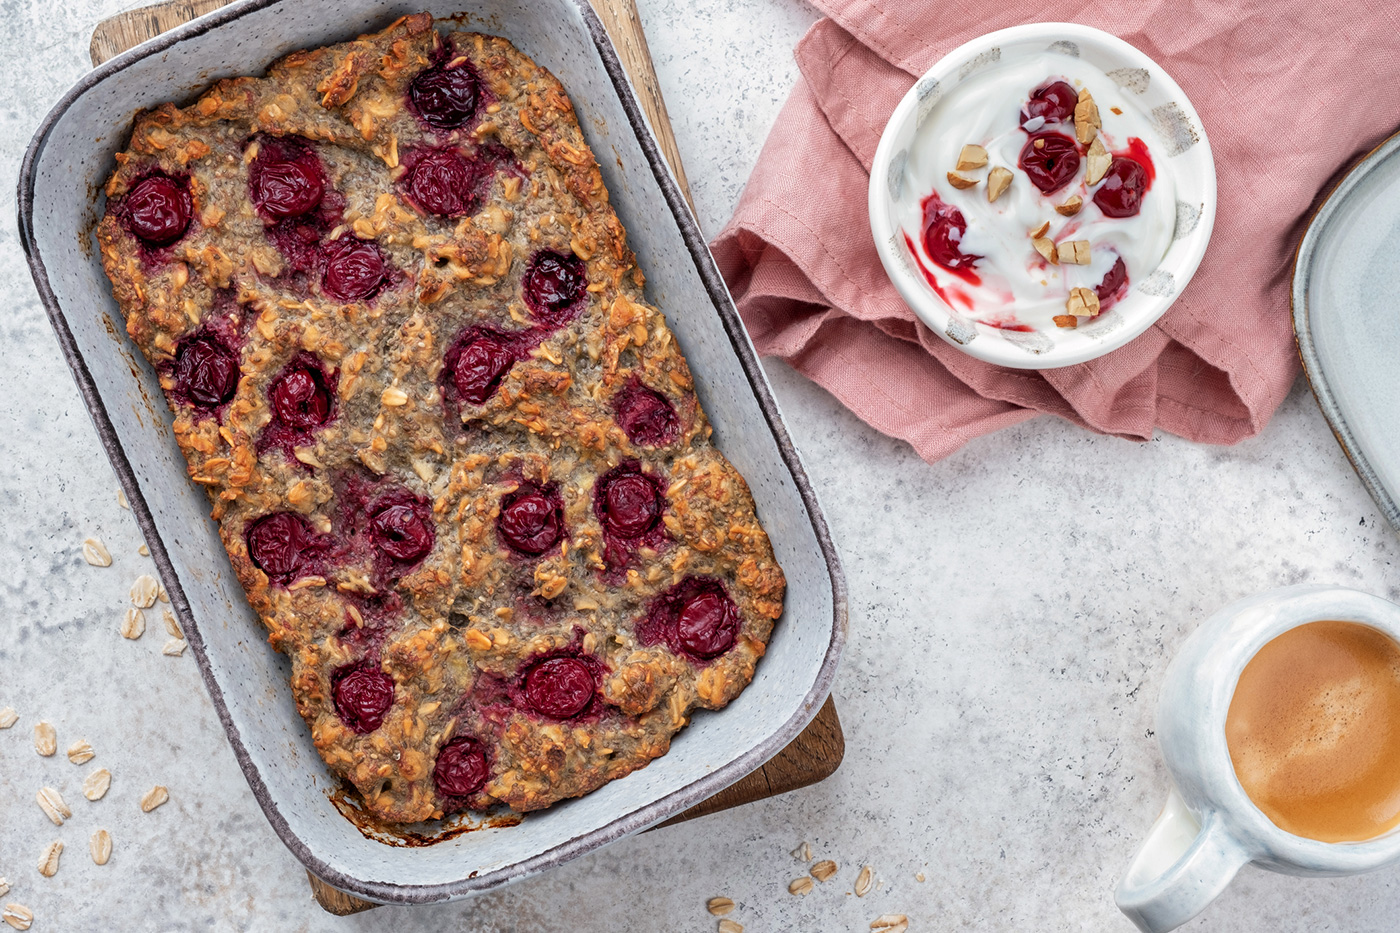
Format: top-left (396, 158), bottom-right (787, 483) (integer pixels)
top-left (97, 14), bottom-right (783, 822)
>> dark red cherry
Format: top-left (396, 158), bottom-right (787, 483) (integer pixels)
top-left (921, 195), bottom-right (979, 273)
top-left (410, 60), bottom-right (482, 129)
top-left (613, 384), bottom-right (679, 447)
top-left (1093, 157), bottom-right (1149, 218)
top-left (122, 174), bottom-right (192, 247)
top-left (250, 158), bottom-right (324, 220)
top-left (1095, 255), bottom-right (1129, 310)
top-left (1021, 80), bottom-right (1078, 126)
top-left (175, 334), bottom-right (239, 408)
top-left (246, 512), bottom-right (315, 580)
top-left (676, 587), bottom-right (740, 659)
top-left (321, 237), bottom-right (388, 301)
top-left (497, 486), bottom-right (563, 556)
top-left (333, 665), bottom-right (395, 733)
top-left (269, 361), bottom-right (331, 430)
top-left (368, 500), bottom-right (435, 563)
top-left (450, 331), bottom-right (518, 405)
top-left (433, 737), bottom-right (489, 797)
top-left (596, 468), bottom-right (661, 539)
top-left (523, 657), bottom-right (594, 719)
top-left (522, 250), bottom-right (588, 324)
top-left (406, 148), bottom-right (483, 217)
top-left (1019, 132), bottom-right (1081, 194)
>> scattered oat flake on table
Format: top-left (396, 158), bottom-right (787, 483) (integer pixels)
top-left (36, 840), bottom-right (62, 878)
top-left (788, 877), bottom-right (814, 896)
top-left (121, 607), bottom-right (146, 640)
top-left (162, 639), bottom-right (188, 657)
top-left (158, 584), bottom-right (169, 603)
top-left (83, 768), bottom-right (112, 801)
top-left (0, 884), bottom-right (7, 901)
top-left (0, 707), bottom-right (16, 729)
top-left (33, 722), bottom-right (55, 757)
top-left (82, 537), bottom-right (112, 567)
top-left (871, 915), bottom-right (910, 933)
top-left (717, 921), bottom-right (744, 933)
top-left (810, 859), bottom-right (838, 882)
top-left (2, 903), bottom-right (32, 931)
top-left (706, 897), bottom-right (735, 916)
top-left (141, 785), bottom-right (169, 812)
top-left (67, 739), bottom-right (95, 764)
top-left (162, 610), bottom-right (183, 639)
top-left (915, 872), bottom-right (925, 882)
top-left (117, 488), bottom-right (129, 510)
top-left (36, 787), bottom-right (71, 826)
top-left (856, 865), bottom-right (874, 897)
top-left (138, 544), bottom-right (149, 557)
top-left (90, 829), bottom-right (112, 866)
top-left (130, 575), bottom-right (159, 608)
top-left (790, 841), bottom-right (811, 861)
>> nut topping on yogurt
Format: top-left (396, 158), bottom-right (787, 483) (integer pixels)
top-left (899, 51), bottom-right (1175, 333)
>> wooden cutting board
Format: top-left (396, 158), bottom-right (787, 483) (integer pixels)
top-left (90, 0), bottom-right (843, 915)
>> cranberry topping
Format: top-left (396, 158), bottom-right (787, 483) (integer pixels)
top-left (497, 484), bottom-right (564, 557)
top-left (121, 173), bottom-right (192, 247)
top-left (332, 665), bottom-right (395, 733)
top-left (410, 59), bottom-right (482, 129)
top-left (447, 328), bottom-right (521, 406)
top-left (174, 334), bottom-right (239, 408)
top-left (1095, 255), bottom-right (1129, 310)
top-left (522, 250), bottom-right (588, 325)
top-left (1021, 80), bottom-right (1078, 126)
top-left (612, 383), bottom-right (679, 447)
top-left (269, 358), bottom-right (332, 430)
top-left (250, 157), bottom-right (324, 220)
top-left (595, 464), bottom-right (662, 539)
top-left (637, 577), bottom-right (741, 662)
top-left (321, 236), bottom-right (389, 302)
top-left (1092, 157), bottom-right (1149, 218)
top-left (368, 497), bottom-right (435, 563)
top-left (246, 512), bottom-right (317, 582)
top-left (434, 737), bottom-right (489, 797)
top-left (921, 194), bottom-right (980, 274)
top-left (1018, 132), bottom-right (1081, 194)
top-left (523, 657), bottom-right (595, 719)
top-left (405, 148), bottom-right (485, 217)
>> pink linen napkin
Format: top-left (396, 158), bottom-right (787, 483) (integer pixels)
top-left (711, 1), bottom-right (1400, 463)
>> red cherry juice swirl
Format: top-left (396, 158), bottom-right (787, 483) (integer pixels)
top-left (920, 193), bottom-right (981, 281)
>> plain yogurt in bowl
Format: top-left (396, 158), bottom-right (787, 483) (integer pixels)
top-left (869, 23), bottom-right (1215, 369)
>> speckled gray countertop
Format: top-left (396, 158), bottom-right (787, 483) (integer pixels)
top-left (1, 1), bottom-right (1398, 930)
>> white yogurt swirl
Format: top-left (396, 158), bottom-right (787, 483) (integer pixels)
top-left (897, 51), bottom-right (1175, 331)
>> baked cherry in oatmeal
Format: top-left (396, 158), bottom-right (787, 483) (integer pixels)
top-left (96, 14), bottom-right (784, 822)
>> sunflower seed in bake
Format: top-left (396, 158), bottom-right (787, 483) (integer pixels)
top-left (856, 865), bottom-right (874, 897)
top-left (83, 768), bottom-right (112, 801)
top-left (33, 722), bottom-right (55, 757)
top-left (120, 608), bottom-right (145, 640)
top-left (0, 707), bottom-right (16, 729)
top-left (791, 841), bottom-right (812, 861)
top-left (162, 639), bottom-right (188, 657)
top-left (788, 877), bottom-right (814, 896)
top-left (871, 915), bottom-right (910, 933)
top-left (141, 785), bottom-right (169, 812)
top-left (82, 538), bottom-right (112, 567)
top-left (138, 544), bottom-right (150, 557)
top-left (130, 575), bottom-right (159, 608)
top-left (36, 788), bottom-right (70, 825)
top-left (36, 841), bottom-right (61, 878)
top-left (161, 610), bottom-right (183, 639)
top-left (2, 903), bottom-right (32, 930)
top-left (718, 921), bottom-right (744, 933)
top-left (67, 740), bottom-right (95, 764)
top-left (707, 897), bottom-right (735, 916)
top-left (810, 859), bottom-right (838, 882)
top-left (381, 386), bottom-right (409, 406)
top-left (90, 830), bottom-right (112, 866)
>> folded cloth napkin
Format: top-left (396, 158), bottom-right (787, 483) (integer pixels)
top-left (711, 1), bottom-right (1400, 463)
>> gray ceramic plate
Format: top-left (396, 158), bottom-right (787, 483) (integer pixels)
top-left (1293, 130), bottom-right (1400, 535)
top-left (18, 0), bottom-right (846, 904)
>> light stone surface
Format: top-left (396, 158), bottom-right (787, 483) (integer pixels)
top-left (1, 0), bottom-right (1398, 930)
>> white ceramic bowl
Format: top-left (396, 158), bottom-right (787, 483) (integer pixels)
top-left (868, 22), bottom-right (1216, 369)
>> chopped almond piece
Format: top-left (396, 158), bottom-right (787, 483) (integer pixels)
top-left (1057, 240), bottom-right (1091, 265)
top-left (1067, 286), bottom-right (1101, 317)
top-left (946, 171), bottom-right (979, 190)
top-left (1030, 220), bottom-right (1050, 239)
top-left (1053, 314), bottom-right (1079, 329)
top-left (1032, 237), bottom-right (1058, 264)
top-left (956, 144), bottom-right (988, 171)
top-left (986, 166), bottom-right (1013, 202)
top-left (1055, 195), bottom-right (1083, 217)
top-left (1074, 88), bottom-right (1101, 145)
top-left (1085, 136), bottom-right (1111, 186)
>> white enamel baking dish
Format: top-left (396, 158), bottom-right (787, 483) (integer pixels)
top-left (18, 0), bottom-right (846, 904)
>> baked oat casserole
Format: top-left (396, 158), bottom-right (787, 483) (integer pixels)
top-left (95, 12), bottom-right (785, 823)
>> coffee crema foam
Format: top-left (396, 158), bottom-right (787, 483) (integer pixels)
top-left (1225, 620), bottom-right (1400, 843)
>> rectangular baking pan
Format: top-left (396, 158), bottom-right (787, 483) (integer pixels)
top-left (18, 0), bottom-right (845, 904)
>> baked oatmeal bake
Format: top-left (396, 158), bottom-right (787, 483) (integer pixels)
top-left (95, 12), bottom-right (785, 823)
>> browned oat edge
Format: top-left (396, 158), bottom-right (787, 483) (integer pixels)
top-left (19, 0), bottom-right (847, 905)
